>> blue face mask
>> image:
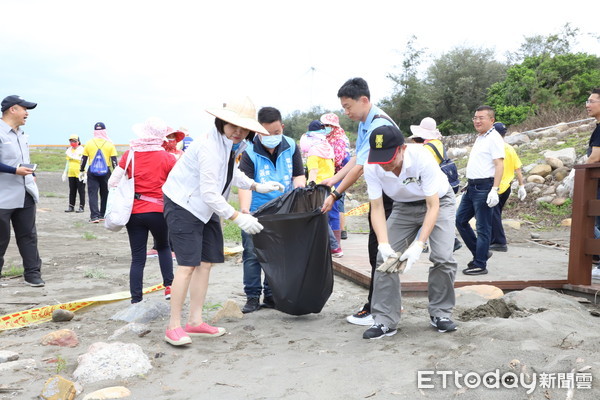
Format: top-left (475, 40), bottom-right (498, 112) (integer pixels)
top-left (324, 127), bottom-right (333, 134)
top-left (232, 142), bottom-right (241, 151)
top-left (261, 134), bottom-right (283, 149)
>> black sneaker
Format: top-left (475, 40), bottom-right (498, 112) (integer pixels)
top-left (341, 230), bottom-right (348, 240)
top-left (466, 251), bottom-right (493, 268)
top-left (242, 297), bottom-right (260, 313)
top-left (453, 238), bottom-right (463, 252)
top-left (25, 277), bottom-right (45, 287)
top-left (64, 205), bottom-right (74, 213)
top-left (76, 205), bottom-right (84, 213)
top-left (346, 309), bottom-right (374, 326)
top-left (363, 324), bottom-right (397, 339)
top-left (489, 243), bottom-right (508, 252)
top-left (430, 316), bottom-right (457, 333)
top-left (261, 296), bottom-right (275, 308)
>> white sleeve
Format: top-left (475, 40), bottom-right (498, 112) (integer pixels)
top-left (198, 138), bottom-right (235, 219)
top-left (364, 165), bottom-right (383, 200)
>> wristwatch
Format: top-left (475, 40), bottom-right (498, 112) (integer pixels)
top-left (331, 190), bottom-right (343, 201)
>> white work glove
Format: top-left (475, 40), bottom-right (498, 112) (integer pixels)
top-left (486, 187), bottom-right (499, 207)
top-left (61, 172), bottom-right (67, 182)
top-left (518, 185), bottom-right (527, 201)
top-left (79, 171), bottom-right (86, 182)
top-left (399, 241), bottom-right (425, 273)
top-left (254, 181), bottom-right (285, 193)
top-left (233, 213), bottom-right (264, 235)
top-left (377, 243), bottom-right (396, 264)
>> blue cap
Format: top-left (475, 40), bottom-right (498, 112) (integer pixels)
top-left (308, 120), bottom-right (324, 132)
top-left (94, 122), bottom-right (106, 130)
top-left (494, 122), bottom-right (507, 136)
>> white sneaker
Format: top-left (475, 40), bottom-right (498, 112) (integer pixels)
top-left (592, 268), bottom-right (600, 280)
top-left (346, 309), bottom-right (374, 326)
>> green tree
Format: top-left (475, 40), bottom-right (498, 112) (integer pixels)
top-left (507, 23), bottom-right (580, 63)
top-left (282, 107), bottom-right (358, 142)
top-left (426, 47), bottom-right (507, 134)
top-left (487, 53), bottom-right (600, 125)
top-left (381, 36), bottom-right (434, 135)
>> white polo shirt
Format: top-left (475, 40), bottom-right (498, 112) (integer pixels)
top-left (466, 128), bottom-right (505, 179)
top-left (364, 144), bottom-right (450, 202)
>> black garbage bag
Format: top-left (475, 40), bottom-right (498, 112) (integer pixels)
top-left (251, 184), bottom-right (333, 315)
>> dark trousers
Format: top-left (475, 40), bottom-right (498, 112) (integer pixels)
top-left (365, 192), bottom-right (394, 312)
top-left (456, 179), bottom-right (494, 269)
top-left (87, 173), bottom-right (109, 220)
top-left (0, 196), bottom-right (42, 280)
top-left (68, 177), bottom-right (85, 208)
top-left (241, 230), bottom-right (271, 298)
top-left (491, 188), bottom-right (511, 245)
top-left (126, 212), bottom-right (173, 303)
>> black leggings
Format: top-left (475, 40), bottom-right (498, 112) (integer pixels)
top-left (126, 212), bottom-right (173, 303)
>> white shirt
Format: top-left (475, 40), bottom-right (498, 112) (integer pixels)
top-left (364, 144), bottom-right (449, 202)
top-left (162, 126), bottom-right (254, 223)
top-left (466, 128), bottom-right (505, 179)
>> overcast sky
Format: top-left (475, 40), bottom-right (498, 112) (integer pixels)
top-left (2, 0), bottom-right (599, 145)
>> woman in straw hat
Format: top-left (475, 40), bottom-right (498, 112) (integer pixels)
top-left (161, 97), bottom-right (284, 346)
top-left (108, 117), bottom-right (177, 305)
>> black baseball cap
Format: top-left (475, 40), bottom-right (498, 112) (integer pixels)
top-left (1, 95), bottom-right (37, 113)
top-left (94, 122), bottom-right (106, 130)
top-left (368, 125), bottom-right (405, 164)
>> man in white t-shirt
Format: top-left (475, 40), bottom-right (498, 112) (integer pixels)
top-left (456, 106), bottom-right (505, 275)
top-left (362, 125), bottom-right (458, 339)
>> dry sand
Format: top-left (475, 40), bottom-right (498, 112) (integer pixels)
top-left (1, 172), bottom-right (599, 400)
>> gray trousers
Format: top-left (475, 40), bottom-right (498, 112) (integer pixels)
top-left (372, 190), bottom-right (457, 329)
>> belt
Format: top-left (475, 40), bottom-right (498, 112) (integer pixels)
top-left (402, 200), bottom-right (426, 206)
top-left (467, 178), bottom-right (493, 185)
top-left (134, 193), bottom-right (164, 205)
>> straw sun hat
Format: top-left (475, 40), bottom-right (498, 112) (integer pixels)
top-left (205, 97), bottom-right (269, 136)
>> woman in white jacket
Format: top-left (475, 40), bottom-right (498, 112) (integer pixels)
top-left (163, 97), bottom-right (283, 346)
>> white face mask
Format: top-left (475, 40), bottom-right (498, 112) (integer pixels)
top-left (261, 134), bottom-right (283, 149)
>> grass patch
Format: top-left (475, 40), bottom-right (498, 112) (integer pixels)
top-left (30, 146), bottom-right (68, 172)
top-left (538, 198), bottom-right (573, 217)
top-left (40, 192), bottom-right (65, 198)
top-left (82, 231), bottom-right (97, 240)
top-left (222, 219), bottom-right (241, 243)
top-left (521, 214), bottom-right (541, 223)
top-left (83, 268), bottom-right (107, 279)
top-left (72, 221), bottom-right (85, 228)
top-left (1, 264), bottom-right (24, 277)
top-left (202, 302), bottom-right (222, 319)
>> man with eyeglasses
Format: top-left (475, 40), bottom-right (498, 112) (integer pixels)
top-left (586, 88), bottom-right (600, 163)
top-left (584, 88), bottom-right (600, 280)
top-left (455, 106), bottom-right (504, 275)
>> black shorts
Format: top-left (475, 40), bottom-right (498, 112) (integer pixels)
top-left (163, 196), bottom-right (224, 266)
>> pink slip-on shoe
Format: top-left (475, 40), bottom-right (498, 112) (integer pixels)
top-left (184, 322), bottom-right (226, 337)
top-left (165, 327), bottom-right (192, 346)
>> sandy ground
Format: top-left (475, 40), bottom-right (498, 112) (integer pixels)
top-left (1, 172), bottom-right (599, 400)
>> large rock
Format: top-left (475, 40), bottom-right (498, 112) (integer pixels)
top-left (40, 375), bottom-right (76, 400)
top-left (0, 358), bottom-right (37, 372)
top-left (527, 175), bottom-right (545, 184)
top-left (73, 342), bottom-right (152, 384)
top-left (211, 299), bottom-right (243, 323)
top-left (543, 148), bottom-right (576, 166)
top-left (536, 196), bottom-right (555, 204)
top-left (41, 329), bottom-right (79, 347)
top-left (552, 167), bottom-right (571, 182)
top-left (545, 157), bottom-right (563, 169)
top-left (110, 299), bottom-right (169, 324)
top-left (551, 197), bottom-right (568, 206)
top-left (529, 164), bottom-right (552, 177)
top-left (504, 133), bottom-right (530, 146)
top-left (52, 309), bottom-right (75, 322)
top-left (447, 147), bottom-right (468, 159)
top-left (0, 350), bottom-right (19, 363)
top-left (82, 386), bottom-right (131, 400)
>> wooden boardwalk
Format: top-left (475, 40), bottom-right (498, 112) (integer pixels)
top-left (332, 232), bottom-right (600, 296)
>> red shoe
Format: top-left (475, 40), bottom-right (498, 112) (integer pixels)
top-left (165, 327), bottom-right (191, 346)
top-left (184, 322), bottom-right (226, 337)
top-left (331, 247), bottom-right (344, 258)
top-left (164, 286), bottom-right (171, 300)
top-left (146, 249), bottom-right (158, 258)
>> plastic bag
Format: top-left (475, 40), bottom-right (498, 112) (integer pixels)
top-left (252, 184), bottom-right (333, 315)
top-left (104, 151), bottom-right (134, 232)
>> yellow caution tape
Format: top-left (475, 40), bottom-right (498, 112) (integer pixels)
top-left (224, 245), bottom-right (243, 256)
top-left (0, 284), bottom-right (164, 332)
top-left (345, 202), bottom-right (370, 217)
